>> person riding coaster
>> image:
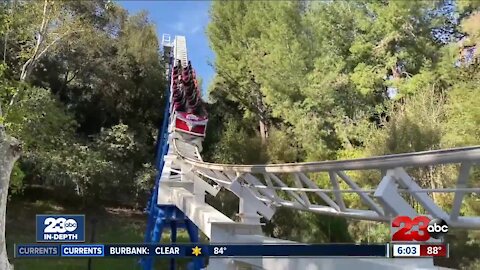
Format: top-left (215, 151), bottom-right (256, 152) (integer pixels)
top-left (172, 61), bottom-right (200, 106)
top-left (170, 60), bottom-right (208, 136)
top-left (186, 86), bottom-right (199, 105)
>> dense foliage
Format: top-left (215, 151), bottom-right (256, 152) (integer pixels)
top-left (205, 0), bottom-right (480, 268)
top-left (0, 0), bottom-right (165, 207)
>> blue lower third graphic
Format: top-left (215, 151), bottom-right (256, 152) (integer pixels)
top-left (15, 244), bottom-right (60, 257)
top-left (61, 245), bottom-right (105, 257)
top-left (36, 215), bottom-right (85, 242)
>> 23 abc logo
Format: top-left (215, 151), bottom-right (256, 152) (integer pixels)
top-left (44, 217), bottom-right (78, 233)
top-left (391, 216), bottom-right (448, 242)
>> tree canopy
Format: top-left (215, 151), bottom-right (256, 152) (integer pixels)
top-left (206, 1), bottom-right (480, 268)
top-left (1, 0), bottom-right (166, 207)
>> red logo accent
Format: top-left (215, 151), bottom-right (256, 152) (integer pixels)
top-left (391, 216), bottom-right (432, 242)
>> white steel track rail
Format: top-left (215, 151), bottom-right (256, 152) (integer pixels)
top-left (173, 140), bottom-right (480, 229)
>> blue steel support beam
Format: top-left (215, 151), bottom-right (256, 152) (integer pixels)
top-left (143, 207), bottom-right (167, 270)
top-left (142, 54), bottom-right (173, 270)
top-left (145, 50), bottom-right (173, 240)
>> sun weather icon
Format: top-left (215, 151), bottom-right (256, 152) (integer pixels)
top-left (192, 246), bottom-right (202, 256)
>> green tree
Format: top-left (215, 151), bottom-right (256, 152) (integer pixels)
top-left (206, 2), bottom-right (480, 265)
top-left (0, 0), bottom-right (167, 209)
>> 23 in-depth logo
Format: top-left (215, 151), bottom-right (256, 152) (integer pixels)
top-left (391, 216), bottom-right (448, 242)
top-left (36, 215), bottom-right (85, 242)
top-left (44, 217), bottom-right (78, 233)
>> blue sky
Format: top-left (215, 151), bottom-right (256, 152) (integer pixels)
top-left (119, 1), bottom-right (215, 96)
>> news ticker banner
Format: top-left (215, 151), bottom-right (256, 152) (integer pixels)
top-left (15, 244), bottom-right (388, 258)
top-left (391, 243), bottom-right (448, 258)
top-left (15, 243), bottom-right (449, 258)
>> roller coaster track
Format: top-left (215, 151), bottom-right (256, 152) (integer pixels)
top-left (142, 34), bottom-right (480, 270)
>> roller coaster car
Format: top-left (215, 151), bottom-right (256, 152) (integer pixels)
top-left (174, 111), bottom-right (208, 137)
top-left (171, 60), bottom-right (208, 137)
